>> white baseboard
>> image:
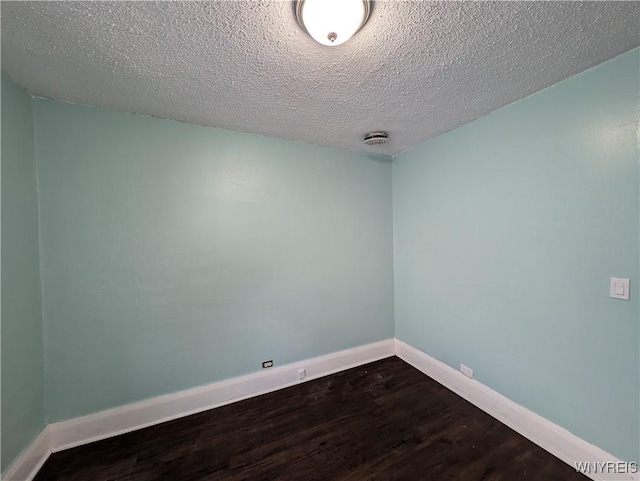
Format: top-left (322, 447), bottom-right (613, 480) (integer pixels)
top-left (49, 339), bottom-right (395, 453)
top-left (395, 339), bottom-right (638, 481)
top-left (6, 338), bottom-right (633, 481)
top-left (3, 426), bottom-right (51, 481)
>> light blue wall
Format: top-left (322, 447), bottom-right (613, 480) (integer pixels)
top-left (393, 48), bottom-right (640, 462)
top-left (4, 46), bottom-right (637, 467)
top-left (1, 75), bottom-right (46, 472)
top-left (33, 100), bottom-right (394, 421)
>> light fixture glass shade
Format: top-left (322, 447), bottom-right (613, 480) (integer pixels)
top-left (296, 0), bottom-right (370, 47)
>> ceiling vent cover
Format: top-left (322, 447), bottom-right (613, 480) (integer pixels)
top-left (363, 131), bottom-right (388, 145)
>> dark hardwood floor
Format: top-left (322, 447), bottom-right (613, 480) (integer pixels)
top-left (34, 357), bottom-right (587, 480)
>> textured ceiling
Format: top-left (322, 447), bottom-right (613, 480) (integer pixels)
top-left (2, 1), bottom-right (639, 156)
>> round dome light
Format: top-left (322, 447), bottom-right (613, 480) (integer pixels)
top-left (295, 0), bottom-right (371, 47)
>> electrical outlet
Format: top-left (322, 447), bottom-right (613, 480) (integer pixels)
top-left (460, 363), bottom-right (474, 379)
top-left (262, 360), bottom-right (273, 369)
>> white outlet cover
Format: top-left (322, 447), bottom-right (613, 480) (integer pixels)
top-left (460, 364), bottom-right (474, 379)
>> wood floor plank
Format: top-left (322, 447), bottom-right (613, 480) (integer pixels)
top-left (34, 357), bottom-right (588, 480)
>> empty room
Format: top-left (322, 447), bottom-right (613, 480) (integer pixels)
top-left (1, 1), bottom-right (638, 480)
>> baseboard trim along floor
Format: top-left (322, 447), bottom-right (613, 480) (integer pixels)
top-left (394, 339), bottom-right (637, 481)
top-left (2, 426), bottom-right (51, 481)
top-left (4, 338), bottom-right (634, 481)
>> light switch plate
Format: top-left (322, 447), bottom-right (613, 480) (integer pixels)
top-left (610, 277), bottom-right (630, 300)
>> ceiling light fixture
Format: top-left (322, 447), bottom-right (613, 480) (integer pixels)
top-left (295, 0), bottom-right (371, 47)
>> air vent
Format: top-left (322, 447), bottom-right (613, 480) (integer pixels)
top-left (363, 131), bottom-right (388, 146)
